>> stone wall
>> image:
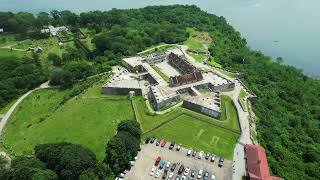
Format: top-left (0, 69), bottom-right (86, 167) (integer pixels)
top-left (101, 86), bottom-right (142, 96)
top-left (183, 100), bottom-right (221, 119)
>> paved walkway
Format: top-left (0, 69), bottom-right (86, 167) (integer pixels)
top-left (0, 81), bottom-right (50, 136)
top-left (222, 80), bottom-right (253, 180)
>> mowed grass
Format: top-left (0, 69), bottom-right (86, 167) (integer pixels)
top-left (151, 65), bottom-right (170, 82)
top-left (134, 95), bottom-right (240, 159)
top-left (134, 96), bottom-right (239, 133)
top-left (2, 82), bottom-right (134, 160)
top-left (143, 115), bottom-right (239, 159)
top-left (184, 28), bottom-right (211, 53)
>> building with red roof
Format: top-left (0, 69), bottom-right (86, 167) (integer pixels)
top-left (245, 144), bottom-right (282, 180)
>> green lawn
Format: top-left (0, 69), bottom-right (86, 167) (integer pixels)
top-left (238, 89), bottom-right (248, 110)
top-left (143, 115), bottom-right (239, 159)
top-left (151, 65), bottom-right (170, 82)
top-left (208, 57), bottom-right (223, 68)
top-left (183, 28), bottom-right (211, 53)
top-left (139, 44), bottom-right (176, 55)
top-left (215, 68), bottom-right (237, 78)
top-left (0, 33), bottom-right (16, 47)
top-left (1, 81), bottom-right (134, 160)
top-left (0, 48), bottom-right (30, 59)
top-left (134, 95), bottom-right (240, 159)
top-left (190, 53), bottom-right (206, 62)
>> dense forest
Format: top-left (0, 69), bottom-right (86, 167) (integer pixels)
top-left (0, 5), bottom-right (319, 179)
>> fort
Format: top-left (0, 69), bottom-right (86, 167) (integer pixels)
top-left (102, 48), bottom-right (234, 118)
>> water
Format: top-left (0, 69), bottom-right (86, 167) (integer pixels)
top-left (1, 0), bottom-right (319, 76)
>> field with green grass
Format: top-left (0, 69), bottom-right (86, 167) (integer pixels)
top-left (151, 65), bottom-right (170, 82)
top-left (0, 33), bottom-right (16, 47)
top-left (184, 28), bottom-right (211, 52)
top-left (1, 80), bottom-right (134, 160)
top-left (139, 44), bottom-right (176, 55)
top-left (190, 53), bottom-right (207, 62)
top-left (134, 95), bottom-right (240, 159)
top-left (143, 115), bottom-right (239, 159)
top-left (0, 48), bottom-right (30, 59)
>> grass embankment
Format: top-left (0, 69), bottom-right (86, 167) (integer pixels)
top-left (134, 95), bottom-right (240, 159)
top-left (151, 65), bottom-right (170, 82)
top-left (1, 79), bottom-right (134, 160)
top-left (238, 89), bottom-right (248, 111)
top-left (139, 44), bottom-right (176, 55)
top-left (184, 28), bottom-right (212, 62)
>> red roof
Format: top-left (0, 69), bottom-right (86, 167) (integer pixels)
top-left (245, 144), bottom-right (282, 180)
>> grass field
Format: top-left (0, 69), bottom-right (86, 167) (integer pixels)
top-left (184, 28), bottom-right (211, 53)
top-left (1, 80), bottom-right (134, 160)
top-left (190, 53), bottom-right (207, 62)
top-left (134, 95), bottom-right (240, 159)
top-left (151, 65), bottom-right (170, 82)
top-left (139, 44), bottom-right (176, 55)
top-left (143, 115), bottom-right (239, 159)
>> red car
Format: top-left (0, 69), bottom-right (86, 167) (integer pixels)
top-left (161, 139), bottom-right (167, 147)
top-left (155, 156), bottom-right (161, 166)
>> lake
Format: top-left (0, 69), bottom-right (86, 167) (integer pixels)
top-left (1, 0), bottom-right (319, 76)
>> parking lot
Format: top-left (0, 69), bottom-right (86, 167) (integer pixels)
top-left (125, 141), bottom-right (232, 180)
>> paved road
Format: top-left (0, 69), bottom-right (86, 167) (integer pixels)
top-left (0, 81), bottom-right (50, 136)
top-left (222, 80), bottom-right (253, 180)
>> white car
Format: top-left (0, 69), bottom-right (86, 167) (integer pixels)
top-left (197, 169), bottom-right (203, 179)
top-left (166, 161), bottom-right (171, 168)
top-left (155, 169), bottom-right (161, 178)
top-left (134, 156), bottom-right (138, 160)
top-left (211, 175), bottom-right (216, 180)
top-left (119, 173), bottom-right (125, 178)
top-left (129, 161), bottom-right (135, 166)
top-left (198, 151), bottom-right (204, 159)
top-left (184, 167), bottom-right (190, 176)
top-left (168, 172), bottom-right (174, 179)
top-left (181, 175), bottom-right (187, 180)
top-left (150, 166), bottom-right (156, 176)
top-left (187, 148), bottom-right (192, 156)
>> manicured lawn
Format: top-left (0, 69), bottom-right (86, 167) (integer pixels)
top-left (143, 114), bottom-right (239, 159)
top-left (215, 68), bottom-right (237, 78)
top-left (134, 95), bottom-right (239, 133)
top-left (151, 65), bottom-right (170, 82)
top-left (2, 81), bottom-right (134, 160)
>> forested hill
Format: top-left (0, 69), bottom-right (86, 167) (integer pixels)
top-left (0, 5), bottom-right (319, 179)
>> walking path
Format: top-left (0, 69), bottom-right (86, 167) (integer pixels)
top-left (0, 81), bottom-right (50, 136)
top-left (222, 80), bottom-right (254, 180)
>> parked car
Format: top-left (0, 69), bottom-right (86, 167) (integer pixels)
top-left (211, 175), bottom-right (216, 180)
top-left (155, 169), bottom-right (161, 178)
top-left (170, 163), bottom-right (177, 172)
top-left (198, 151), bottom-right (204, 159)
top-left (205, 153), bottom-right (210, 160)
top-left (156, 140), bottom-right (161, 146)
top-left (178, 165), bottom-right (185, 175)
top-left (191, 169), bottom-right (195, 177)
top-left (164, 165), bottom-right (169, 173)
top-left (161, 139), bottom-right (167, 147)
top-left (210, 155), bottom-right (215, 162)
top-left (150, 166), bottom-right (156, 176)
top-left (187, 148), bottom-right (192, 156)
top-left (145, 137), bottom-right (150, 144)
top-left (181, 175), bottom-right (187, 180)
top-left (118, 173), bottom-right (125, 178)
top-left (183, 167), bottom-right (190, 176)
top-left (192, 151), bottom-right (197, 157)
top-left (203, 171), bottom-right (209, 180)
top-left (169, 141), bottom-right (175, 149)
top-left (162, 172), bottom-right (167, 179)
top-left (176, 145), bottom-right (181, 151)
top-left (166, 161), bottom-right (171, 168)
top-left (159, 159), bottom-right (166, 169)
top-left (175, 175), bottom-right (180, 180)
top-left (168, 172), bottom-right (174, 179)
top-left (134, 156), bottom-right (138, 161)
top-left (150, 137), bottom-right (156, 143)
top-left (155, 156), bottom-right (161, 166)
top-left (218, 157), bottom-right (224, 167)
top-left (129, 161), bottom-right (135, 166)
top-left (197, 169), bottom-right (203, 179)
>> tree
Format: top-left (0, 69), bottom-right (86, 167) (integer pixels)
top-left (7, 157), bottom-right (57, 180)
top-left (117, 120), bottom-right (141, 139)
top-left (35, 142), bottom-right (97, 180)
top-left (47, 53), bottom-right (62, 66)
